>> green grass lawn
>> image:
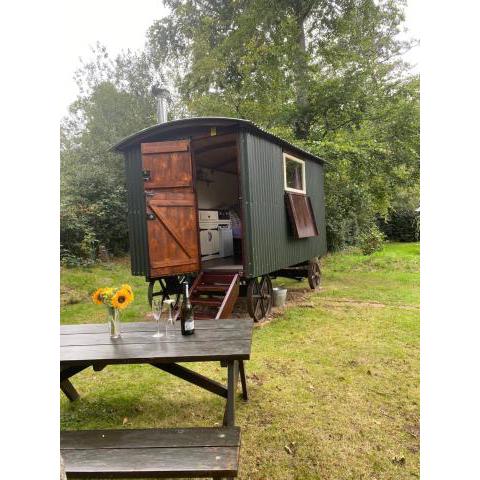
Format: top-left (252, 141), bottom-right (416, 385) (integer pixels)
top-left (61, 242), bottom-right (419, 479)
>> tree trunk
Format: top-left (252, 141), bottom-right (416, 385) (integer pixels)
top-left (293, 6), bottom-right (312, 139)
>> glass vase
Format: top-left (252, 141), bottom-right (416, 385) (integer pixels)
top-left (107, 306), bottom-right (121, 339)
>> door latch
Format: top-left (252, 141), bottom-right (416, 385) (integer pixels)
top-left (146, 212), bottom-right (156, 220)
top-left (142, 169), bottom-right (151, 181)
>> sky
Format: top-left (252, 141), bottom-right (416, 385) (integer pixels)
top-left (61, 0), bottom-right (168, 115)
top-left (61, 0), bottom-right (420, 117)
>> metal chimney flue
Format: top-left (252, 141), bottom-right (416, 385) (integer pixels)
top-left (151, 86), bottom-right (170, 124)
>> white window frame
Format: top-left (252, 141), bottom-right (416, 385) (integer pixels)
top-left (283, 153), bottom-right (306, 194)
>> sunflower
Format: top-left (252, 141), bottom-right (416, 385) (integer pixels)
top-left (91, 288), bottom-right (105, 305)
top-left (112, 287), bottom-right (133, 310)
top-left (121, 284), bottom-right (134, 299)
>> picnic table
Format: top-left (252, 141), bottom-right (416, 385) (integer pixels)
top-left (60, 318), bottom-right (253, 426)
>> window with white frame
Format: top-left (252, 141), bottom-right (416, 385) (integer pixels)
top-left (283, 153), bottom-right (306, 194)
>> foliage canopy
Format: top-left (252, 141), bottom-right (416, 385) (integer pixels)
top-left (61, 1), bottom-right (419, 259)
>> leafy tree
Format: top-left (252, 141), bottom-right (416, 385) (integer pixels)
top-left (61, 1), bottom-right (419, 259)
top-left (147, 0), bottom-right (418, 249)
top-left (265, 74), bottom-right (419, 249)
top-left (61, 45), bottom-right (161, 260)
top-left (148, 0), bottom-right (412, 138)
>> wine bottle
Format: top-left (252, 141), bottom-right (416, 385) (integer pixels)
top-left (180, 282), bottom-right (195, 335)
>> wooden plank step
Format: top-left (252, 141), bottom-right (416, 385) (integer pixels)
top-left (196, 284), bottom-right (229, 293)
top-left (191, 297), bottom-right (223, 307)
top-left (61, 427), bottom-right (241, 478)
top-left (201, 273), bottom-right (238, 283)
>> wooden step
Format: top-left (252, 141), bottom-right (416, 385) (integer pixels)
top-left (191, 297), bottom-right (223, 307)
top-left (61, 427), bottom-right (241, 478)
top-left (196, 284), bottom-right (229, 293)
top-left (201, 273), bottom-right (238, 284)
top-left (188, 271), bottom-right (240, 320)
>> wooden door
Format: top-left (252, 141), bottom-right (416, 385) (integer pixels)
top-left (142, 140), bottom-right (200, 278)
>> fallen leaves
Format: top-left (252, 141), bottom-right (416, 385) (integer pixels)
top-left (391, 456), bottom-right (406, 466)
top-left (284, 441), bottom-right (297, 456)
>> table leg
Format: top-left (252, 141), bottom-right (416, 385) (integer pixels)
top-left (222, 360), bottom-right (248, 401)
top-left (223, 360), bottom-right (238, 427)
top-left (60, 365), bottom-right (90, 401)
top-left (221, 360), bottom-right (238, 480)
top-left (60, 379), bottom-right (79, 402)
top-left (238, 360), bottom-right (248, 401)
top-left (151, 363), bottom-right (228, 398)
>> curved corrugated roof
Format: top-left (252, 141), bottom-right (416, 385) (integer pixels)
top-left (111, 117), bottom-right (326, 164)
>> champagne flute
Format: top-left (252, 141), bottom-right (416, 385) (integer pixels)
top-left (152, 298), bottom-right (164, 338)
top-left (164, 299), bottom-right (175, 338)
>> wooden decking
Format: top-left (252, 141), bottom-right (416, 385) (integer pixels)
top-left (201, 256), bottom-right (243, 273)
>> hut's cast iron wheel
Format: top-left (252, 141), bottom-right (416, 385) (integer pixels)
top-left (148, 276), bottom-right (185, 309)
top-left (307, 259), bottom-right (321, 290)
top-left (247, 274), bottom-right (273, 322)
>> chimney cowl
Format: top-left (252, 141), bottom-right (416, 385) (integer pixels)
top-left (151, 85), bottom-right (170, 99)
top-left (151, 85), bottom-right (170, 124)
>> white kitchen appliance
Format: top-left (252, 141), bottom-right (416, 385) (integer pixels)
top-left (219, 226), bottom-right (233, 257)
top-left (198, 209), bottom-right (232, 261)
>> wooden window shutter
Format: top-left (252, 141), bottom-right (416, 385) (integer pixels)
top-left (285, 192), bottom-right (319, 239)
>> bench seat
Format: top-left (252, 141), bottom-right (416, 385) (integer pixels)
top-left (61, 427), bottom-right (241, 478)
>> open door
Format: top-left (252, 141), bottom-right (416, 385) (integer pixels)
top-left (142, 140), bottom-right (200, 278)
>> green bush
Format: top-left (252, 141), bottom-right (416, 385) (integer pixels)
top-left (297, 135), bottom-right (393, 251)
top-left (60, 190), bottom-right (128, 261)
top-left (60, 247), bottom-right (96, 268)
top-left (359, 225), bottom-right (385, 255)
top-left (378, 209), bottom-right (420, 242)
top-left (61, 159), bottom-right (129, 261)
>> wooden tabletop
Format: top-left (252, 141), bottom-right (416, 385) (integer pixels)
top-left (60, 319), bottom-right (254, 367)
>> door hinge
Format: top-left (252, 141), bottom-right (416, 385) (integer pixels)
top-left (142, 169), bottom-right (151, 181)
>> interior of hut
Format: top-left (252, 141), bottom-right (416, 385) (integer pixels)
top-left (191, 133), bottom-right (244, 273)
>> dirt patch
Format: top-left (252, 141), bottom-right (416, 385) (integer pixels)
top-left (320, 297), bottom-right (418, 310)
top-left (60, 286), bottom-right (85, 306)
top-left (404, 421), bottom-right (420, 440)
top-left (252, 287), bottom-right (322, 326)
top-left (145, 286), bottom-right (322, 323)
top-left (142, 286), bottom-right (416, 323)
top-left (322, 298), bottom-right (387, 308)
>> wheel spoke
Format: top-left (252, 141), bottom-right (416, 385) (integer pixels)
top-left (259, 276), bottom-right (266, 294)
top-left (308, 260), bottom-right (321, 290)
top-left (174, 293), bottom-right (181, 310)
top-left (254, 298), bottom-right (262, 319)
top-left (260, 298), bottom-right (266, 317)
top-left (248, 275), bottom-right (272, 321)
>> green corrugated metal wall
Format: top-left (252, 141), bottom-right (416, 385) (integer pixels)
top-left (123, 127), bottom-right (327, 280)
top-left (240, 130), bottom-right (327, 278)
top-left (124, 146), bottom-right (149, 276)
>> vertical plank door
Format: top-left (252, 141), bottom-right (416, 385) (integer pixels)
top-left (142, 140), bottom-right (200, 278)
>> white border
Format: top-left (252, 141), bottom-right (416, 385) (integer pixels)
top-left (283, 153), bottom-right (306, 194)
top-left (2, 1), bottom-right (61, 477)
